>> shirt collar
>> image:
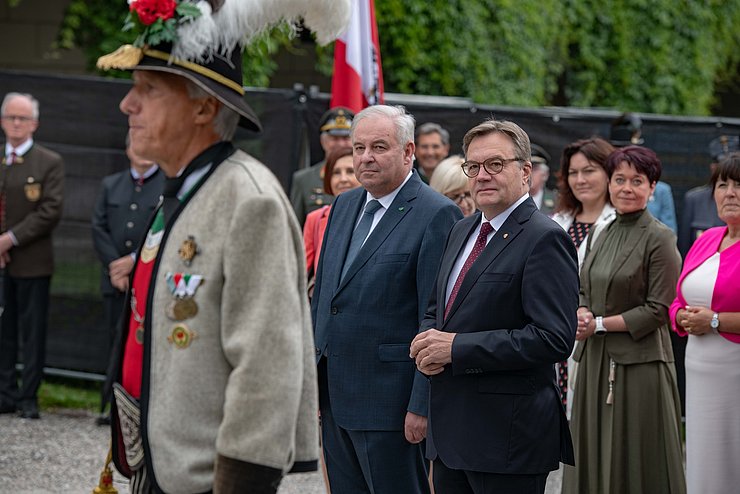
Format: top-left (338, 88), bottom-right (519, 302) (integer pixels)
top-left (6, 138), bottom-right (33, 158)
top-left (364, 170), bottom-right (414, 210)
top-left (482, 193), bottom-right (529, 232)
top-left (130, 164), bottom-right (159, 181)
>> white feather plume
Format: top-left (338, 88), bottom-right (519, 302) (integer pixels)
top-left (172, 0), bottom-right (352, 62)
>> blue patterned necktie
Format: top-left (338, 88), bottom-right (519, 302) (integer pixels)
top-left (341, 199), bottom-right (382, 281)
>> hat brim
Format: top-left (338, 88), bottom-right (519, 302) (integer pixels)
top-left (134, 54), bottom-right (262, 133)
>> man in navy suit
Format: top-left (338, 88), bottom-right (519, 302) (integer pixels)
top-left (411, 119), bottom-right (578, 494)
top-left (311, 105), bottom-right (462, 493)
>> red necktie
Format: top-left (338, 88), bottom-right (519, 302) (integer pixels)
top-left (444, 222), bottom-right (494, 319)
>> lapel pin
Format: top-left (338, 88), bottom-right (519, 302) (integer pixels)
top-left (178, 236), bottom-right (199, 266)
top-left (503, 233), bottom-right (509, 239)
top-left (398, 207), bottom-right (405, 212)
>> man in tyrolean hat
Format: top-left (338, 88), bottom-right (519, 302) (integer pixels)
top-left (96, 1), bottom-right (351, 492)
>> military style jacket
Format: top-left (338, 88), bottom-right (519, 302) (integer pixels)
top-left (0, 142), bottom-right (64, 278)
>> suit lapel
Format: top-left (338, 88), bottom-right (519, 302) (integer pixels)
top-left (436, 214), bottom-right (479, 326)
top-left (336, 174), bottom-right (421, 291)
top-left (443, 200), bottom-right (536, 325)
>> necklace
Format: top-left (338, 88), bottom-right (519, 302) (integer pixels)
top-left (130, 288), bottom-right (145, 344)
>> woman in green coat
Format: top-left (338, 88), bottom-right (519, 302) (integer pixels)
top-left (562, 145), bottom-right (685, 494)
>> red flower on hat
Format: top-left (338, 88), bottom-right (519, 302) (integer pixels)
top-left (130, 0), bottom-right (177, 26)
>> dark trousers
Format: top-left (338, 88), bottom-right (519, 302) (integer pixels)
top-left (433, 458), bottom-right (548, 494)
top-left (100, 291), bottom-right (125, 412)
top-left (0, 275), bottom-right (50, 408)
top-left (318, 359), bottom-right (430, 494)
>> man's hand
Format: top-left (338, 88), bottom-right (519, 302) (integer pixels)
top-left (410, 329), bottom-right (455, 376)
top-left (0, 251), bottom-right (10, 269)
top-left (109, 255), bottom-right (134, 292)
top-left (576, 307), bottom-right (595, 341)
top-left (404, 411), bottom-right (427, 444)
top-left (0, 233), bottom-right (14, 256)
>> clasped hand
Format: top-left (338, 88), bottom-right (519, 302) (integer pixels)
top-left (677, 306), bottom-right (713, 335)
top-left (410, 329), bottom-right (455, 376)
top-left (576, 307), bottom-right (596, 341)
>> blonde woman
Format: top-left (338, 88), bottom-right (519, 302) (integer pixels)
top-left (429, 155), bottom-right (475, 217)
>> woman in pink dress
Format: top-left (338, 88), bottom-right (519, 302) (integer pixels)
top-left (670, 152), bottom-right (740, 494)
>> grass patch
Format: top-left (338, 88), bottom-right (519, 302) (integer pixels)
top-left (38, 377), bottom-right (101, 412)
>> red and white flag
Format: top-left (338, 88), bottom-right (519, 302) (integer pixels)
top-left (330, 0), bottom-right (384, 113)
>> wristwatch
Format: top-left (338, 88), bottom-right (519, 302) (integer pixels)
top-left (594, 316), bottom-right (607, 335)
top-left (710, 313), bottom-right (720, 333)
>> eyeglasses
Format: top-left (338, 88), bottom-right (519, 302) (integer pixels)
top-left (1, 115), bottom-right (35, 123)
top-left (446, 191), bottom-right (472, 204)
top-left (461, 157), bottom-right (521, 178)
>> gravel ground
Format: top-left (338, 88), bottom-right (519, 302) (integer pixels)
top-left (0, 409), bottom-right (561, 493)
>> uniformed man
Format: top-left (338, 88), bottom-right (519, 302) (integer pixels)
top-left (678, 135), bottom-right (737, 256)
top-left (0, 92), bottom-right (64, 419)
top-left (290, 107), bottom-right (353, 225)
top-left (530, 143), bottom-right (557, 215)
top-left (91, 135), bottom-right (164, 424)
top-left (95, 0), bottom-right (349, 491)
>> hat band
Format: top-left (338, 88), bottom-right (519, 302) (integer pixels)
top-left (144, 49), bottom-right (245, 96)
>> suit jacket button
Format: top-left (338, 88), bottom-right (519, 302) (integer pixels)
top-left (315, 347), bottom-right (321, 355)
top-left (125, 240), bottom-right (133, 248)
top-left (331, 307), bottom-right (338, 315)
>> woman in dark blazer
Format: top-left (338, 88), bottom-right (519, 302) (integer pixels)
top-left (562, 146), bottom-right (685, 494)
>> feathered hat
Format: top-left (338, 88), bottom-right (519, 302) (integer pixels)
top-left (97, 0), bottom-right (351, 131)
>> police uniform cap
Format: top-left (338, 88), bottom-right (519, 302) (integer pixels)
top-left (530, 144), bottom-right (551, 166)
top-left (319, 107), bottom-right (354, 137)
top-left (709, 135), bottom-right (739, 162)
top-left (610, 112), bottom-right (644, 147)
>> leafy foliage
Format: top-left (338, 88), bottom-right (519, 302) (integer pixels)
top-left (55, 0), bottom-right (740, 115)
top-left (561, 0), bottom-right (740, 114)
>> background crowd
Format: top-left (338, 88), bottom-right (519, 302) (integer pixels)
top-left (1, 88), bottom-right (739, 493)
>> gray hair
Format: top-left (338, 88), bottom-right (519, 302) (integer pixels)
top-left (185, 81), bottom-right (239, 141)
top-left (416, 122), bottom-right (450, 146)
top-left (1, 92), bottom-right (40, 120)
top-left (429, 155), bottom-right (467, 195)
top-left (351, 105), bottom-right (415, 147)
top-left (462, 119), bottom-right (531, 166)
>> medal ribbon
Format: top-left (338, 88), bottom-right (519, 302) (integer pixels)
top-left (165, 273), bottom-right (203, 297)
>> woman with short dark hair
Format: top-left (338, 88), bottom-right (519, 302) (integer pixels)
top-left (562, 145), bottom-right (686, 494)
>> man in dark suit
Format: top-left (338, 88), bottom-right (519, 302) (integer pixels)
top-left (290, 107), bottom-right (354, 226)
top-left (0, 92), bottom-right (64, 419)
top-left (91, 135), bottom-right (164, 423)
top-left (410, 119), bottom-right (578, 494)
top-left (311, 105), bottom-right (462, 493)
